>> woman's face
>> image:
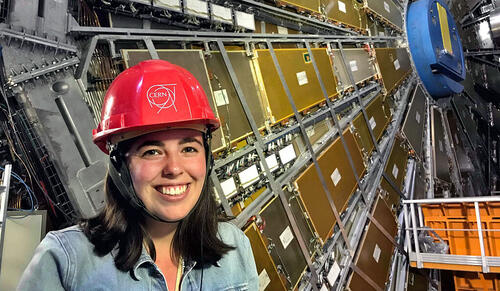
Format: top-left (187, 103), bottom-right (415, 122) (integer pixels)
top-left (126, 129), bottom-right (206, 222)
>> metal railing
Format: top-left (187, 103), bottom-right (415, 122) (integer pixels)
top-left (402, 196), bottom-right (500, 273)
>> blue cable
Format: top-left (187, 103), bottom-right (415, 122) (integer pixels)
top-left (0, 166), bottom-right (39, 212)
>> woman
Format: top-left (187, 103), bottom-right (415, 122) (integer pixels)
top-left (18, 60), bottom-right (259, 290)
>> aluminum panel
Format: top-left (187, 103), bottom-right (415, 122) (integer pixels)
top-left (317, 129), bottom-right (365, 214)
top-left (446, 110), bottom-right (474, 175)
top-left (348, 196), bottom-right (397, 290)
top-left (204, 51), bottom-right (268, 144)
top-left (432, 108), bottom-right (452, 183)
top-left (284, 188), bottom-right (318, 257)
top-left (402, 84), bottom-right (426, 159)
top-left (121, 49), bottom-right (226, 151)
top-left (364, 0), bottom-right (403, 30)
top-left (379, 176), bottom-right (400, 212)
top-left (260, 196), bottom-right (308, 289)
top-left (294, 159), bottom-right (336, 242)
top-left (321, 0), bottom-right (367, 30)
top-left (413, 161), bottom-right (427, 199)
top-left (255, 48), bottom-right (338, 123)
top-left (352, 94), bottom-right (390, 156)
top-left (331, 48), bottom-right (377, 93)
top-left (375, 48), bottom-right (412, 94)
top-left (279, 0), bottom-right (321, 13)
top-left (384, 136), bottom-right (409, 191)
top-left (306, 118), bottom-right (332, 145)
top-left (244, 223), bottom-right (286, 291)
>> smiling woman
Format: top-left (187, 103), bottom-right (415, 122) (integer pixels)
top-left (18, 60), bottom-right (258, 291)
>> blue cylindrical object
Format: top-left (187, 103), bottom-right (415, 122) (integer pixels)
top-left (407, 0), bottom-right (465, 98)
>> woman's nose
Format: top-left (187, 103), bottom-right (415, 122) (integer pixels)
top-left (162, 154), bottom-right (183, 177)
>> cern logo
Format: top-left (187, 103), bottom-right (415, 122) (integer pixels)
top-left (146, 84), bottom-right (178, 113)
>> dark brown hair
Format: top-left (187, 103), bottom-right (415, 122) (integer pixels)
top-left (80, 173), bottom-right (234, 271)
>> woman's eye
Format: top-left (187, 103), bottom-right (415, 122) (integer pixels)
top-left (183, 146), bottom-right (198, 153)
top-left (141, 149), bottom-right (161, 157)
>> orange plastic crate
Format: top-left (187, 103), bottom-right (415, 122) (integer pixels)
top-left (453, 271), bottom-right (500, 291)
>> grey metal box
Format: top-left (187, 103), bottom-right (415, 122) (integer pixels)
top-left (331, 48), bottom-right (377, 93)
top-left (431, 108), bottom-right (452, 183)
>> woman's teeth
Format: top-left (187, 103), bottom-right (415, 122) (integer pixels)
top-left (158, 185), bottom-right (187, 195)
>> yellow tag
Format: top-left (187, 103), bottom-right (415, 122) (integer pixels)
top-left (437, 2), bottom-right (453, 54)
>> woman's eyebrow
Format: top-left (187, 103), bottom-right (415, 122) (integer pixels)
top-left (135, 140), bottom-right (164, 150)
top-left (179, 137), bottom-right (203, 146)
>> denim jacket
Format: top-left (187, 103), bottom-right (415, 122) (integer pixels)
top-left (17, 222), bottom-right (258, 291)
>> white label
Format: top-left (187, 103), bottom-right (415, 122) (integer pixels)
top-left (369, 116), bottom-right (376, 130)
top-left (384, 1), bottom-right (390, 13)
top-left (296, 71), bottom-right (308, 86)
top-left (279, 226), bottom-right (294, 249)
top-left (379, 31), bottom-right (385, 36)
top-left (338, 1), bottom-right (346, 13)
top-left (264, 154), bottom-right (279, 172)
top-left (306, 126), bottom-right (315, 137)
top-left (326, 262), bottom-right (341, 285)
top-left (394, 59), bottom-right (400, 70)
top-left (330, 168), bottom-right (342, 186)
top-left (235, 11), bottom-right (255, 30)
top-left (258, 269), bottom-right (271, 291)
top-left (349, 60), bottom-right (358, 72)
top-left (320, 284), bottom-right (328, 291)
top-left (185, 0), bottom-right (208, 18)
top-left (221, 177), bottom-right (237, 198)
top-left (392, 164), bottom-right (399, 179)
top-left (238, 165), bottom-right (259, 188)
top-left (214, 89), bottom-right (229, 106)
top-left (438, 140), bottom-right (443, 152)
top-left (415, 111), bottom-right (421, 124)
top-left (211, 3), bottom-right (232, 23)
top-left (279, 144), bottom-right (296, 164)
top-left (373, 244), bottom-right (381, 263)
top-left (277, 25), bottom-right (288, 34)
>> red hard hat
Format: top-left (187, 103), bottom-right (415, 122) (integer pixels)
top-left (92, 60), bottom-right (220, 154)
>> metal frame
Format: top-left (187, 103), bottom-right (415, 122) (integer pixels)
top-left (402, 196), bottom-right (500, 273)
top-left (70, 29), bottom-right (417, 291)
top-left (0, 164), bottom-right (12, 275)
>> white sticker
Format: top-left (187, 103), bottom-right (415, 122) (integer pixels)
top-left (306, 126), bottom-right (315, 137)
top-left (394, 59), bottom-right (400, 70)
top-left (296, 71), bottom-right (308, 86)
top-left (379, 31), bottom-right (385, 36)
top-left (331, 168), bottom-right (342, 186)
top-left (373, 244), bottom-right (381, 263)
top-left (349, 60), bottom-right (358, 72)
top-left (384, 1), bottom-right (390, 13)
top-left (238, 165), bottom-right (259, 188)
top-left (277, 25), bottom-right (288, 34)
top-left (258, 269), bottom-right (271, 291)
top-left (221, 177), bottom-right (237, 198)
top-left (320, 284), bottom-right (328, 291)
top-left (392, 164), bottom-right (399, 179)
top-left (338, 0), bottom-right (346, 13)
top-left (264, 154), bottom-right (279, 172)
top-left (279, 144), bottom-right (296, 164)
top-left (279, 226), bottom-right (294, 249)
top-left (415, 111), bottom-right (421, 124)
top-left (214, 89), bottom-right (229, 106)
top-left (438, 140), bottom-right (443, 152)
top-left (326, 261), bottom-right (341, 286)
top-left (369, 116), bottom-right (376, 130)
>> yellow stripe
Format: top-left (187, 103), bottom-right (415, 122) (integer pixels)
top-left (437, 2), bottom-right (453, 54)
